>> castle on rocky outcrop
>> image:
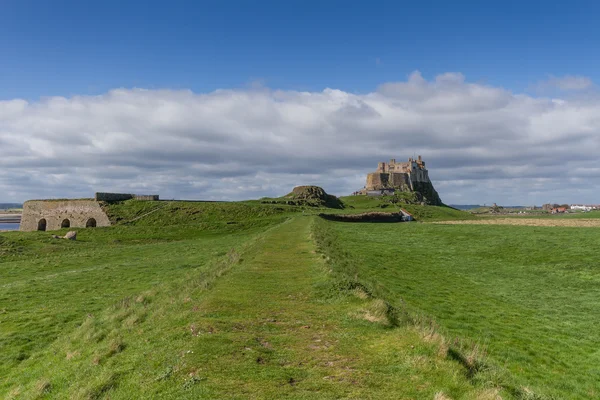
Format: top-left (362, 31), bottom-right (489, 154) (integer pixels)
top-left (358, 156), bottom-right (443, 205)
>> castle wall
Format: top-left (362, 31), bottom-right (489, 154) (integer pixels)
top-left (366, 173), bottom-right (388, 190)
top-left (20, 200), bottom-right (111, 232)
top-left (366, 172), bottom-right (412, 190)
top-left (390, 172), bottom-right (411, 188)
top-left (409, 168), bottom-right (430, 184)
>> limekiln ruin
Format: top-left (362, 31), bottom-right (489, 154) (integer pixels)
top-left (19, 192), bottom-right (159, 232)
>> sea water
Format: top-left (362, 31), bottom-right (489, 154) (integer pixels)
top-left (0, 223), bottom-right (19, 231)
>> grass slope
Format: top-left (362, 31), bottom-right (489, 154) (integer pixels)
top-left (339, 195), bottom-right (475, 221)
top-left (314, 218), bottom-right (600, 399)
top-left (0, 201), bottom-right (292, 397)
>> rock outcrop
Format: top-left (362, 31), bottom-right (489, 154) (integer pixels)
top-left (285, 186), bottom-right (344, 209)
top-left (64, 231), bottom-right (77, 240)
top-left (411, 181), bottom-right (443, 206)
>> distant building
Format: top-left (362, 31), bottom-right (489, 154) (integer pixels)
top-left (365, 189), bottom-right (395, 197)
top-left (570, 204), bottom-right (597, 211)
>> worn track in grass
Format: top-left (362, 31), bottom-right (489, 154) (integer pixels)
top-left (154, 216), bottom-right (485, 399)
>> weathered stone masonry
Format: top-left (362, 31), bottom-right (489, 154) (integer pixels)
top-left (95, 193), bottom-right (159, 202)
top-left (20, 199), bottom-right (112, 232)
top-left (20, 192), bottom-right (160, 232)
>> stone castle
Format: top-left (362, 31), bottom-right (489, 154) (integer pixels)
top-left (359, 156), bottom-right (443, 205)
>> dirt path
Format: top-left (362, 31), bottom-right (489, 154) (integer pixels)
top-left (177, 217), bottom-right (482, 399)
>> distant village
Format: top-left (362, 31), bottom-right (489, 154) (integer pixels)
top-left (479, 203), bottom-right (600, 215)
top-left (543, 204), bottom-right (600, 213)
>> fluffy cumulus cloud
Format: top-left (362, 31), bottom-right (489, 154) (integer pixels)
top-left (2, 71), bottom-right (600, 205)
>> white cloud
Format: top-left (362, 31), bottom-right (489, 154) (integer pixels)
top-left (536, 75), bottom-right (594, 91)
top-left (2, 72), bottom-right (600, 205)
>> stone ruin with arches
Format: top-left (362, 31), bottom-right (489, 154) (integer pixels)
top-left (19, 192), bottom-right (159, 232)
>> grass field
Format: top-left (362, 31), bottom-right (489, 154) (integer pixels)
top-left (1, 199), bottom-right (594, 398)
top-left (0, 202), bottom-right (293, 397)
top-left (0, 201), bottom-right (490, 399)
top-left (435, 218), bottom-right (600, 227)
top-left (313, 218), bottom-right (600, 399)
top-left (337, 195), bottom-right (476, 221)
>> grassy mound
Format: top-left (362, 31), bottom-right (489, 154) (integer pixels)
top-left (261, 186), bottom-right (344, 209)
top-left (102, 200), bottom-right (301, 229)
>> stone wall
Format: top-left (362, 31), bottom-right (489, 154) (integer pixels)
top-left (319, 212), bottom-right (404, 223)
top-left (20, 200), bottom-right (112, 232)
top-left (94, 193), bottom-right (159, 202)
top-left (133, 195), bottom-right (160, 201)
top-left (366, 172), bottom-right (411, 190)
top-left (95, 192), bottom-right (134, 202)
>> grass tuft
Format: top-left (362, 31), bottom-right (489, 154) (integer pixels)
top-left (34, 379), bottom-right (51, 396)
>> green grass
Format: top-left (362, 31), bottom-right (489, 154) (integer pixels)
top-left (0, 201), bottom-right (498, 399)
top-left (2, 199), bottom-right (595, 398)
top-left (102, 199), bottom-right (303, 226)
top-left (0, 201), bottom-right (294, 396)
top-left (313, 218), bottom-right (600, 399)
top-left (338, 195), bottom-right (475, 221)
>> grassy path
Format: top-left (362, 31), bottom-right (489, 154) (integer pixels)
top-left (151, 217), bottom-right (483, 399)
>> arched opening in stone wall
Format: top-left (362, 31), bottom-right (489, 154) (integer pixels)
top-left (37, 219), bottom-right (47, 231)
top-left (86, 218), bottom-right (97, 228)
top-left (61, 219), bottom-right (71, 228)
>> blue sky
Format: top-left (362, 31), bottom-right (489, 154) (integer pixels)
top-left (2, 1), bottom-right (600, 205)
top-left (2, 0), bottom-right (599, 99)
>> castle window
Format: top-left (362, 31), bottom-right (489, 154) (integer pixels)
top-left (86, 218), bottom-right (97, 228)
top-left (37, 219), bottom-right (47, 231)
top-left (61, 219), bottom-right (70, 228)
